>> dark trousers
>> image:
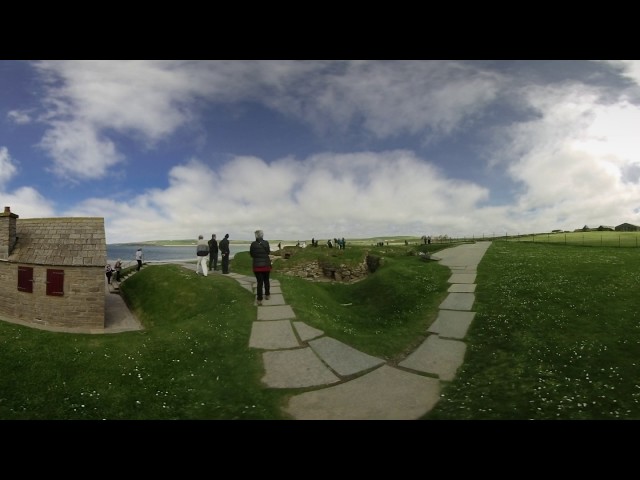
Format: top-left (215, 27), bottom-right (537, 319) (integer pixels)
top-left (221, 253), bottom-right (229, 273)
top-left (209, 251), bottom-right (218, 271)
top-left (137, 260), bottom-right (142, 271)
top-left (254, 271), bottom-right (270, 301)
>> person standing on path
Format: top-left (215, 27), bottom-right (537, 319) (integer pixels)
top-left (105, 263), bottom-right (114, 284)
top-left (250, 229), bottom-right (271, 306)
top-left (208, 234), bottom-right (219, 271)
top-left (135, 248), bottom-right (143, 271)
top-left (219, 233), bottom-right (230, 274)
top-left (196, 234), bottom-right (209, 276)
top-left (114, 259), bottom-right (123, 282)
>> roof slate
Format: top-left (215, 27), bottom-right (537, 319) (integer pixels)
top-left (9, 217), bottom-right (106, 267)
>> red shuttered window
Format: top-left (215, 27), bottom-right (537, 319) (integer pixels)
top-left (17, 266), bottom-right (34, 293)
top-left (46, 269), bottom-right (64, 296)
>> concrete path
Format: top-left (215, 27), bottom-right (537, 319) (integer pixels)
top-left (246, 241), bottom-right (492, 420)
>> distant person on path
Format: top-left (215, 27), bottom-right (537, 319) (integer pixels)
top-left (105, 263), bottom-right (113, 284)
top-left (208, 234), bottom-right (219, 271)
top-left (114, 259), bottom-right (123, 282)
top-left (250, 229), bottom-right (271, 306)
top-left (196, 234), bottom-right (209, 276)
top-left (220, 233), bottom-right (230, 274)
top-left (135, 248), bottom-right (143, 271)
top-left (278, 242), bottom-right (282, 250)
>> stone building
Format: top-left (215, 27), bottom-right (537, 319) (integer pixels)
top-left (0, 206), bottom-right (107, 331)
top-left (615, 223), bottom-right (640, 232)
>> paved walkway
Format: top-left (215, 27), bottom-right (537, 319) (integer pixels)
top-left (268, 241), bottom-right (492, 419)
top-left (105, 241), bottom-right (492, 419)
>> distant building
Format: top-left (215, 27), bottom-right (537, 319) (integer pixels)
top-left (615, 223), bottom-right (640, 232)
top-left (0, 206), bottom-right (107, 331)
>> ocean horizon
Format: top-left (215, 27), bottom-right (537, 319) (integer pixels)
top-left (107, 243), bottom-right (251, 267)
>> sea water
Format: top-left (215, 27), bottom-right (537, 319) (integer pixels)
top-left (107, 244), bottom-right (250, 267)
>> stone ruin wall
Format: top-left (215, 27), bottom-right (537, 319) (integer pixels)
top-left (279, 259), bottom-right (370, 283)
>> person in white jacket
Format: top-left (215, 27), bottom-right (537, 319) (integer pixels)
top-left (196, 235), bottom-right (209, 276)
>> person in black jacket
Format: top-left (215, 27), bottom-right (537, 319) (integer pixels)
top-left (249, 229), bottom-right (271, 305)
top-left (208, 234), bottom-right (219, 271)
top-left (219, 233), bottom-right (230, 274)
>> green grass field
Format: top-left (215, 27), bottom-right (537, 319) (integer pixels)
top-left (1, 237), bottom-right (640, 419)
top-left (426, 241), bottom-right (640, 420)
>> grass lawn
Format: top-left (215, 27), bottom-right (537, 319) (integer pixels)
top-left (2, 239), bottom-right (639, 420)
top-left (426, 241), bottom-right (640, 420)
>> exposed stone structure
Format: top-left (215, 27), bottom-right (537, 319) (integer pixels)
top-left (280, 259), bottom-right (370, 283)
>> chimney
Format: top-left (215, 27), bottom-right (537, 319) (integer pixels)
top-left (0, 206), bottom-right (19, 260)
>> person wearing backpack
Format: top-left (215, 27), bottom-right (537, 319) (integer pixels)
top-left (249, 229), bottom-right (272, 306)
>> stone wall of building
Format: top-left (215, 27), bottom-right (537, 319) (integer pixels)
top-left (0, 263), bottom-right (105, 329)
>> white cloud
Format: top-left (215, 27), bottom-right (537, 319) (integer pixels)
top-left (0, 147), bottom-right (56, 217)
top-left (31, 61), bottom-right (504, 183)
top-left (0, 147), bottom-right (17, 186)
top-left (258, 60), bottom-right (504, 141)
top-left (69, 151), bottom-right (491, 243)
top-left (0, 187), bottom-right (56, 219)
top-left (18, 60), bottom-right (640, 242)
top-left (494, 83), bottom-right (640, 231)
top-left (7, 110), bottom-right (31, 124)
top-left (39, 120), bottom-right (123, 180)
top-left (599, 60), bottom-right (640, 87)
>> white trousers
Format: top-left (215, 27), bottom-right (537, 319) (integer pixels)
top-left (196, 256), bottom-right (208, 276)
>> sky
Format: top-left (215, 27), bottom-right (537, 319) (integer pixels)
top-left (1, 59), bottom-right (640, 243)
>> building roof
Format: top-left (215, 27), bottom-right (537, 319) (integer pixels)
top-left (9, 217), bottom-right (106, 267)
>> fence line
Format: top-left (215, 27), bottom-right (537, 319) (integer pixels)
top-left (426, 232), bottom-right (640, 248)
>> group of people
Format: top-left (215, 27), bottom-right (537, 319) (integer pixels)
top-left (105, 259), bottom-right (123, 285)
top-left (327, 237), bottom-right (346, 249)
top-left (196, 229), bottom-right (272, 306)
top-left (196, 233), bottom-right (230, 276)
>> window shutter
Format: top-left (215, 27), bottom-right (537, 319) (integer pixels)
top-left (46, 269), bottom-right (64, 296)
top-left (18, 266), bottom-right (34, 293)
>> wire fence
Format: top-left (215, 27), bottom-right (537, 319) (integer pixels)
top-left (427, 231), bottom-right (640, 248)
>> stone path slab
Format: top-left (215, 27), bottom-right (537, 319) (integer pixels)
top-left (428, 310), bottom-right (476, 339)
top-left (448, 283), bottom-right (476, 293)
top-left (399, 335), bottom-right (467, 381)
top-left (439, 292), bottom-right (475, 311)
top-left (448, 273), bottom-right (476, 284)
top-left (308, 337), bottom-right (386, 377)
top-left (432, 241), bottom-right (492, 267)
top-left (293, 321), bottom-right (324, 342)
top-left (257, 305), bottom-right (297, 321)
top-left (284, 365), bottom-right (441, 420)
top-left (249, 320), bottom-right (300, 349)
top-left (262, 348), bottom-right (340, 388)
top-left (254, 293), bottom-right (286, 306)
